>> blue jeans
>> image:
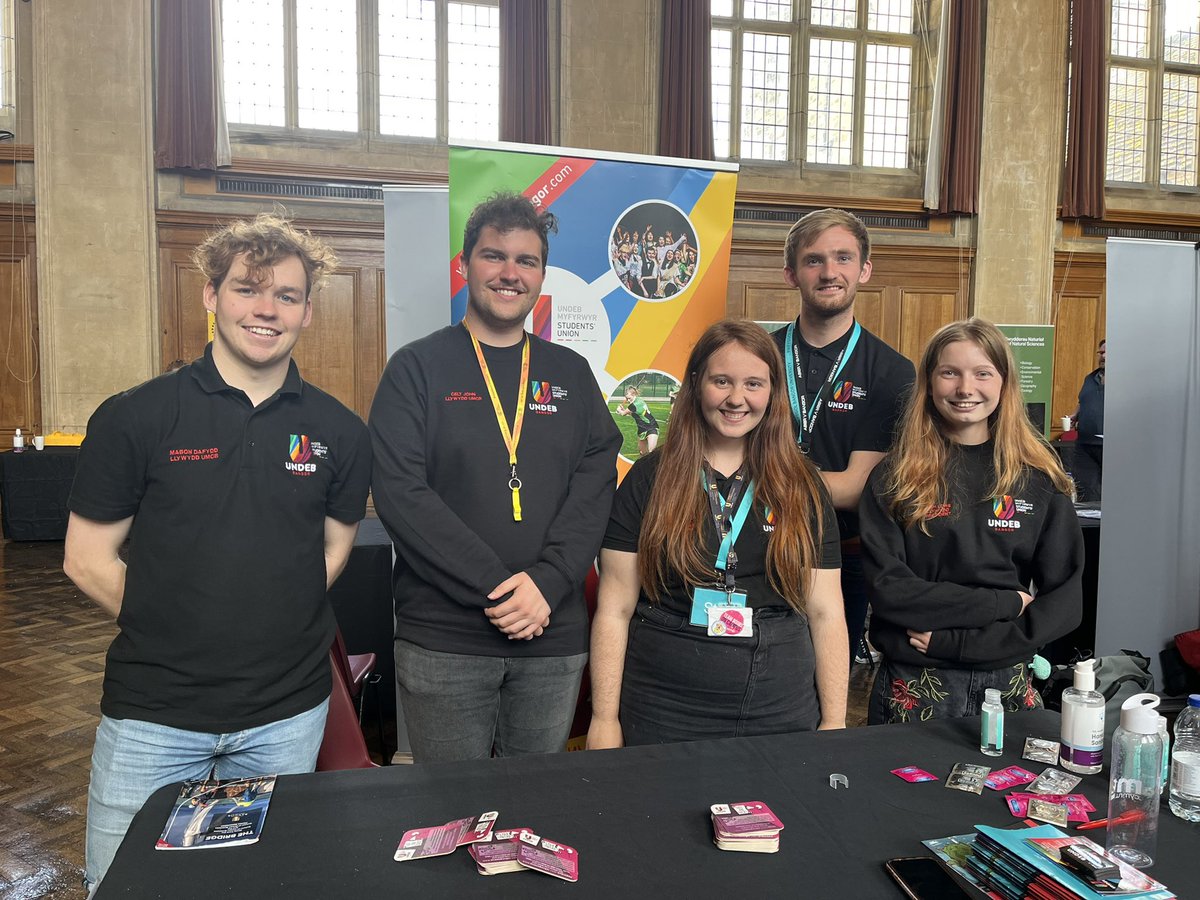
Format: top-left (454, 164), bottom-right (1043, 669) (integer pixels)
top-left (85, 698), bottom-right (328, 893)
top-left (394, 639), bottom-right (587, 762)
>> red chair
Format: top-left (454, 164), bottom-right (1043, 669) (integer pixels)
top-left (331, 627), bottom-right (388, 763)
top-left (316, 647), bottom-right (378, 771)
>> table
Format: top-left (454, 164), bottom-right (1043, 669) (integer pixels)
top-left (95, 710), bottom-right (1199, 899)
top-left (0, 446), bottom-right (78, 541)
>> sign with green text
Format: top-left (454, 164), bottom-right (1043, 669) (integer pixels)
top-left (998, 324), bottom-right (1055, 438)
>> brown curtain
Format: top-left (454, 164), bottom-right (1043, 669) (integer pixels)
top-left (154, 0), bottom-right (225, 171)
top-left (1062, 0), bottom-right (1106, 219)
top-left (935, 0), bottom-right (984, 215)
top-left (499, 0), bottom-right (551, 144)
top-left (658, 0), bottom-right (714, 160)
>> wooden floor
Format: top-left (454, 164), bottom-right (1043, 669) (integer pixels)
top-left (0, 536), bottom-right (876, 899)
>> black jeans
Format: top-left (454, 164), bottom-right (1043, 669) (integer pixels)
top-left (868, 658), bottom-right (1043, 725)
top-left (620, 601), bottom-right (820, 745)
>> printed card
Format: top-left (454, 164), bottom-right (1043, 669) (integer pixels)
top-left (1027, 768), bottom-right (1082, 795)
top-left (892, 766), bottom-right (938, 783)
top-left (516, 830), bottom-right (579, 883)
top-left (394, 811), bottom-right (498, 861)
top-left (984, 765), bottom-right (1038, 790)
top-left (710, 801), bottom-right (785, 836)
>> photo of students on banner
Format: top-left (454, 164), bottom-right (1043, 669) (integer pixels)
top-left (609, 371), bottom-right (679, 460)
top-left (610, 201), bottom-right (699, 301)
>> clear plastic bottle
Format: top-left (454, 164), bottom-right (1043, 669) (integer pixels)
top-left (1060, 658), bottom-right (1105, 775)
top-left (12, 427), bottom-right (24, 452)
top-left (1106, 696), bottom-right (1164, 869)
top-left (980, 687), bottom-right (1003, 756)
top-left (1169, 694), bottom-right (1200, 822)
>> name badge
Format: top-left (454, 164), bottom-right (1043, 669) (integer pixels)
top-left (690, 586), bottom-right (746, 627)
top-left (707, 604), bottom-right (753, 638)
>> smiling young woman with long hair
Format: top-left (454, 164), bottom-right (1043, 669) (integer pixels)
top-left (859, 318), bottom-right (1083, 724)
top-left (587, 320), bottom-right (848, 748)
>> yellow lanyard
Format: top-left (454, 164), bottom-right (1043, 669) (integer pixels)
top-left (466, 323), bottom-right (530, 521)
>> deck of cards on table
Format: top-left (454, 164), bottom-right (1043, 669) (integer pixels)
top-left (710, 801), bottom-right (785, 853)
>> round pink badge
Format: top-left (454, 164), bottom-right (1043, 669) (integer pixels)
top-left (720, 609), bottom-right (745, 635)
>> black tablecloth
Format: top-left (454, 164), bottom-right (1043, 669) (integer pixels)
top-left (95, 709), bottom-right (1198, 899)
top-left (0, 447), bottom-right (78, 541)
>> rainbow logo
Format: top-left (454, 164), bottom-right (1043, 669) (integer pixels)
top-left (531, 381), bottom-right (552, 404)
top-left (289, 434), bottom-right (312, 464)
top-left (992, 495), bottom-right (1015, 519)
top-left (833, 381), bottom-right (854, 403)
top-left (532, 294), bottom-right (553, 341)
top-left (764, 506), bottom-right (776, 525)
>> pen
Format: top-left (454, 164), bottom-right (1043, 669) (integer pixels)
top-left (1075, 811), bottom-right (1146, 830)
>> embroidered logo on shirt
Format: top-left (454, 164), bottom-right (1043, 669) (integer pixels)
top-left (527, 377), bottom-right (567, 414)
top-left (926, 503), bottom-right (952, 519)
top-left (827, 380), bottom-right (865, 411)
top-left (444, 390), bottom-right (483, 402)
top-left (168, 447), bottom-right (219, 462)
top-left (986, 495), bottom-right (1032, 530)
top-left (285, 434), bottom-right (322, 475)
top-left (762, 505), bottom-right (776, 532)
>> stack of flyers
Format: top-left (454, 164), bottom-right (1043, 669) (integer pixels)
top-left (515, 830), bottom-right (579, 882)
top-left (710, 801), bottom-right (784, 853)
top-left (1006, 792), bottom-right (1095, 823)
top-left (468, 827), bottom-right (529, 876)
top-left (393, 811), bottom-right (498, 862)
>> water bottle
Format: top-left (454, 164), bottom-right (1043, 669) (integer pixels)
top-left (1169, 694), bottom-right (1200, 822)
top-left (1106, 695), bottom-right (1164, 868)
top-left (979, 688), bottom-right (1003, 756)
top-left (12, 427), bottom-right (24, 452)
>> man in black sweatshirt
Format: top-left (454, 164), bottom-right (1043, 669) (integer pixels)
top-left (369, 193), bottom-right (620, 762)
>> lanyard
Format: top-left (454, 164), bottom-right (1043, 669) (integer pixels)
top-left (700, 465), bottom-right (755, 592)
top-left (784, 320), bottom-right (861, 453)
top-left (465, 323), bottom-right (529, 521)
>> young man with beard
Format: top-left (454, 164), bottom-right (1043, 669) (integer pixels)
top-left (65, 214), bottom-right (372, 892)
top-left (369, 193), bottom-right (620, 763)
top-left (772, 208), bottom-right (915, 666)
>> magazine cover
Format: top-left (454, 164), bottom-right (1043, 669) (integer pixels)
top-left (156, 775), bottom-right (276, 850)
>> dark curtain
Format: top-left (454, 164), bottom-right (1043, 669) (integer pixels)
top-left (1062, 0), bottom-right (1106, 219)
top-left (658, 0), bottom-right (714, 159)
top-left (154, 0), bottom-right (222, 171)
top-left (936, 0), bottom-right (984, 215)
top-left (499, 0), bottom-right (551, 144)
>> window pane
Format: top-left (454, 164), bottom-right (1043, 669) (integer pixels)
top-left (296, 0), bottom-right (358, 131)
top-left (867, 0), bottom-right (912, 33)
top-left (223, 0), bottom-right (286, 127)
top-left (863, 43), bottom-right (910, 167)
top-left (1164, 0), bottom-right (1200, 65)
top-left (742, 0), bottom-right (792, 22)
top-left (0, 0), bottom-right (12, 113)
top-left (447, 2), bottom-right (499, 141)
top-left (712, 28), bottom-right (734, 158)
top-left (1111, 0), bottom-right (1150, 58)
top-left (1161, 73), bottom-right (1199, 186)
top-left (712, 0), bottom-right (734, 16)
top-left (379, 0), bottom-right (437, 138)
top-left (807, 37), bottom-right (855, 164)
top-left (1107, 66), bottom-right (1148, 181)
top-left (740, 31), bottom-right (791, 160)
top-left (812, 0), bottom-right (857, 29)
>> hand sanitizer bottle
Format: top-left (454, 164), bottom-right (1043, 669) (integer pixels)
top-left (1060, 658), bottom-right (1104, 775)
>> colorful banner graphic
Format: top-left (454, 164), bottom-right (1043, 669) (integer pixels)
top-left (999, 324), bottom-right (1055, 438)
top-left (449, 142), bottom-right (738, 474)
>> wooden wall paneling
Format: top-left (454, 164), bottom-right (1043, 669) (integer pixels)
top-left (0, 214), bottom-right (40, 440)
top-left (292, 269), bottom-right (358, 411)
top-left (897, 291), bottom-right (960, 363)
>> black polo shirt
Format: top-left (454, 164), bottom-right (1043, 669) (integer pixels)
top-left (69, 345), bottom-right (372, 732)
top-left (772, 319), bottom-right (914, 537)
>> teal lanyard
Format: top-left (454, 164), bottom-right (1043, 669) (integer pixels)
top-left (784, 320), bottom-right (861, 452)
top-left (700, 467), bottom-right (756, 589)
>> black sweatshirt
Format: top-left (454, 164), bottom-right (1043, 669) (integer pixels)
top-left (369, 324), bottom-right (620, 657)
top-left (859, 441), bottom-right (1083, 669)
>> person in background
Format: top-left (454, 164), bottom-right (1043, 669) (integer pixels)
top-left (859, 318), bottom-right (1083, 724)
top-left (588, 320), bottom-right (847, 748)
top-left (617, 384), bottom-right (659, 456)
top-left (1069, 339), bottom-right (1105, 501)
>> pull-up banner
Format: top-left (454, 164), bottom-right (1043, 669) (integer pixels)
top-left (449, 141), bottom-right (738, 472)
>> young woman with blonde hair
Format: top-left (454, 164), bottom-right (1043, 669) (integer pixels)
top-left (859, 318), bottom-right (1083, 724)
top-left (588, 320), bottom-right (848, 747)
